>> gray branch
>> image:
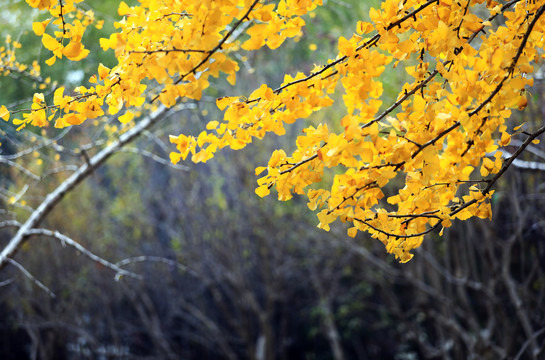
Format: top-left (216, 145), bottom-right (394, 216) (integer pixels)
top-left (6, 258), bottom-right (56, 298)
top-left (0, 104), bottom-right (174, 271)
top-left (26, 228), bottom-right (141, 280)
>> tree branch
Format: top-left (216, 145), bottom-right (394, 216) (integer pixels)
top-left (0, 104), bottom-right (174, 271)
top-left (5, 258), bottom-right (55, 298)
top-left (26, 228), bottom-right (141, 280)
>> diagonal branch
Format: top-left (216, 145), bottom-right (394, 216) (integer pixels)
top-left (0, 104), bottom-right (175, 271)
top-left (6, 258), bottom-right (56, 297)
top-left (26, 228), bottom-right (141, 280)
top-left (115, 147), bottom-right (190, 170)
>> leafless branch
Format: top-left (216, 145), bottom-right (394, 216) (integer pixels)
top-left (0, 220), bottom-right (22, 229)
top-left (0, 277), bottom-right (14, 287)
top-left (0, 157), bottom-right (40, 180)
top-left (497, 149), bottom-right (545, 171)
top-left (514, 327), bottom-right (545, 360)
top-left (115, 256), bottom-right (197, 276)
top-left (6, 258), bottom-right (55, 298)
top-left (115, 147), bottom-right (190, 171)
top-left (0, 128), bottom-right (71, 160)
top-left (41, 165), bottom-right (79, 178)
top-left (26, 228), bottom-right (142, 280)
top-left (0, 104), bottom-right (176, 271)
top-left (483, 125), bottom-right (545, 194)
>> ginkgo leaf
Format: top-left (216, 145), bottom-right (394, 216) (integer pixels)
top-left (98, 63), bottom-right (110, 80)
top-left (170, 152), bottom-right (183, 165)
top-left (255, 167), bottom-right (267, 176)
top-left (255, 185), bottom-right (270, 198)
top-left (0, 106), bottom-right (9, 121)
top-left (119, 112), bottom-right (135, 124)
top-left (33, 93), bottom-right (44, 103)
top-left (63, 41), bottom-right (89, 61)
top-left (206, 121), bottom-right (219, 130)
top-left (63, 41), bottom-right (83, 59)
top-left (32, 19), bottom-right (51, 36)
top-left (65, 114), bottom-right (85, 125)
top-left (45, 55), bottom-right (56, 66)
top-left (41, 33), bottom-right (61, 52)
top-left (118, 1), bottom-right (130, 16)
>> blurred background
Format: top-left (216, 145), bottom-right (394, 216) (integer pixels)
top-left (1, 0), bottom-right (544, 359)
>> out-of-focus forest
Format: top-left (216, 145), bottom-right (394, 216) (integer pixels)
top-left (1, 0), bottom-right (545, 359)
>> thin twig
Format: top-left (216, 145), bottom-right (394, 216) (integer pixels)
top-left (115, 256), bottom-right (198, 276)
top-left (115, 147), bottom-right (190, 170)
top-left (6, 258), bottom-right (56, 298)
top-left (26, 228), bottom-right (141, 280)
top-left (0, 278), bottom-right (14, 287)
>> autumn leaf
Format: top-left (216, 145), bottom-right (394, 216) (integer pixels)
top-left (0, 106), bottom-right (9, 121)
top-left (63, 41), bottom-right (89, 61)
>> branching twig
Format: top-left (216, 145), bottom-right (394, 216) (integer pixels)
top-left (115, 147), bottom-right (190, 170)
top-left (26, 228), bottom-right (141, 280)
top-left (482, 125), bottom-right (545, 194)
top-left (0, 157), bottom-right (40, 180)
top-left (0, 104), bottom-right (175, 271)
top-left (0, 128), bottom-right (71, 161)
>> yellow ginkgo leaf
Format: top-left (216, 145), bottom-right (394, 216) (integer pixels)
top-left (33, 93), bottom-right (45, 103)
top-left (0, 106), bottom-right (9, 121)
top-left (62, 41), bottom-right (86, 60)
top-left (118, 1), bottom-right (130, 16)
top-left (41, 33), bottom-right (61, 52)
top-left (98, 63), bottom-right (110, 80)
top-left (118, 112), bottom-right (134, 124)
top-left (255, 185), bottom-right (270, 198)
top-left (65, 114), bottom-right (85, 126)
top-left (32, 19), bottom-right (51, 36)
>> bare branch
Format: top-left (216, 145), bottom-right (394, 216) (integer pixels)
top-left (0, 128), bottom-right (71, 161)
top-left (6, 258), bottom-right (56, 298)
top-left (41, 165), bottom-right (79, 178)
top-left (497, 149), bottom-right (545, 171)
top-left (0, 220), bottom-right (22, 229)
top-left (514, 327), bottom-right (545, 360)
top-left (115, 147), bottom-right (190, 171)
top-left (0, 157), bottom-right (40, 180)
top-left (483, 125), bottom-right (545, 194)
top-left (0, 278), bottom-right (14, 287)
top-left (509, 139), bottom-right (545, 160)
top-left (0, 104), bottom-right (176, 271)
top-left (26, 228), bottom-right (142, 280)
top-left (115, 256), bottom-right (197, 276)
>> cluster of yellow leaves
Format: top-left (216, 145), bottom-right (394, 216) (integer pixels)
top-left (0, 35), bottom-right (54, 125)
top-left (171, 0), bottom-right (545, 262)
top-left (8, 0), bottom-right (320, 132)
top-left (7, 0), bottom-right (545, 262)
top-left (0, 36), bottom-right (48, 88)
top-left (28, 0), bottom-right (104, 65)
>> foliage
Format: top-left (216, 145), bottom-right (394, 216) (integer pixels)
top-left (2, 0), bottom-right (544, 262)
